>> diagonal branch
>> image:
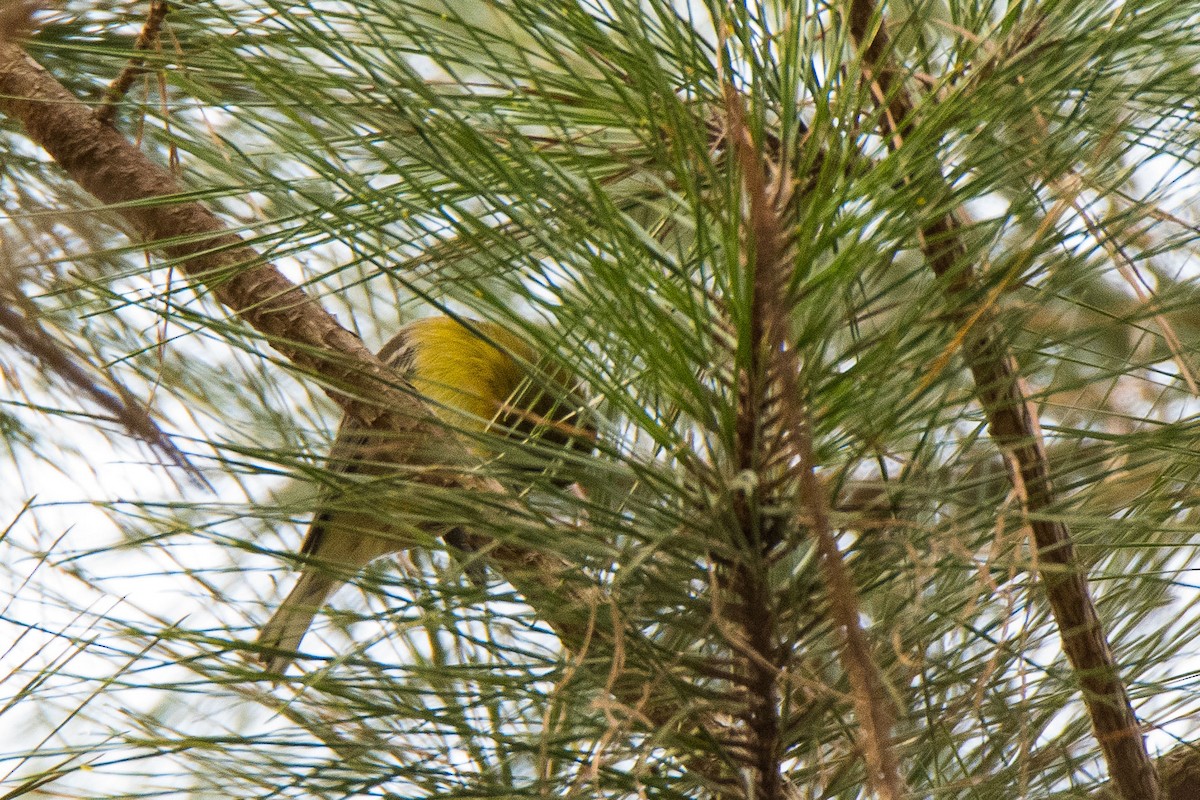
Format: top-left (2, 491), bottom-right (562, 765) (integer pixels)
top-left (0, 40), bottom-right (419, 438)
top-left (0, 37), bottom-right (741, 792)
top-left (844, 4), bottom-right (1159, 799)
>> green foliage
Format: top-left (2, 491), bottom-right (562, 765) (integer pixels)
top-left (2, 0), bottom-right (1199, 797)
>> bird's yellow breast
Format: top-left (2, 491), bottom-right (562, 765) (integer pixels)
top-left (401, 316), bottom-right (540, 432)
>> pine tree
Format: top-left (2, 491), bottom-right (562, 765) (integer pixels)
top-left (1, 1), bottom-right (1198, 797)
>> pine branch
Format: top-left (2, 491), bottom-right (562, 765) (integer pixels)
top-left (845, 3), bottom-right (1160, 798)
top-left (0, 41), bottom-right (423, 439)
top-left (714, 78), bottom-right (788, 799)
top-left (0, 37), bottom-right (739, 792)
top-left (723, 77), bottom-right (904, 799)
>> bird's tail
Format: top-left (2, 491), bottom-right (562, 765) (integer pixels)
top-left (257, 569), bottom-right (340, 675)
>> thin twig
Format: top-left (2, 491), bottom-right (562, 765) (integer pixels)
top-left (797, 403), bottom-right (903, 800)
top-left (96, 0), bottom-right (169, 125)
top-left (0, 296), bottom-right (208, 488)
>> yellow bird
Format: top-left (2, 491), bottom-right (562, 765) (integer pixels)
top-left (257, 316), bottom-right (593, 673)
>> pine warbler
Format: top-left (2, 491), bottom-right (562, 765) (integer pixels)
top-left (257, 316), bottom-right (592, 673)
